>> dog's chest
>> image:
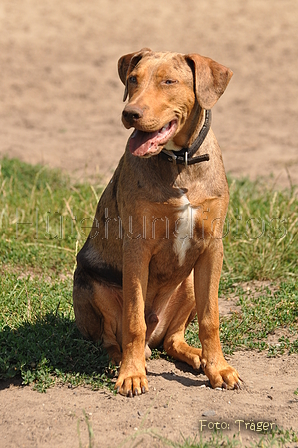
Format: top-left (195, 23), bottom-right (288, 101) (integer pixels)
top-left (171, 194), bottom-right (200, 265)
top-left (147, 194), bottom-right (209, 284)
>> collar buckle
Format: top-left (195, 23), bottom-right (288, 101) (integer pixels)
top-left (162, 149), bottom-right (177, 165)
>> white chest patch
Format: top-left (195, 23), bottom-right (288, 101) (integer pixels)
top-left (173, 195), bottom-right (196, 265)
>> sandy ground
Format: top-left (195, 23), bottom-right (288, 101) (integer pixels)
top-left (0, 0), bottom-right (298, 188)
top-left (1, 351), bottom-right (298, 448)
top-left (0, 1), bottom-right (298, 447)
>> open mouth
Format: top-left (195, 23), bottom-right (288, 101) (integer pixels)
top-left (129, 120), bottom-right (178, 157)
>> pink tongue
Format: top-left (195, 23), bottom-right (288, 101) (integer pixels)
top-left (129, 130), bottom-right (160, 156)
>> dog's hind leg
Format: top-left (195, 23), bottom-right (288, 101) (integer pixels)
top-left (73, 269), bottom-right (123, 365)
top-left (73, 283), bottom-right (104, 342)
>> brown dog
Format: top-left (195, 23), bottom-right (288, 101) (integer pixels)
top-left (73, 49), bottom-right (241, 397)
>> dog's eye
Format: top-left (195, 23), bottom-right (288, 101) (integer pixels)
top-left (162, 79), bottom-right (178, 86)
top-left (128, 76), bottom-right (137, 84)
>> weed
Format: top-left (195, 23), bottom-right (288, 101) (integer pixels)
top-left (77, 410), bottom-right (94, 448)
top-left (116, 426), bottom-right (298, 447)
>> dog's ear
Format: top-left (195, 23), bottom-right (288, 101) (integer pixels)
top-left (185, 54), bottom-right (233, 109)
top-left (118, 48), bottom-right (152, 101)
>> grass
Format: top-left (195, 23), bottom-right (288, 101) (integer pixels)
top-left (186, 279), bottom-right (298, 358)
top-left (78, 416), bottom-right (298, 448)
top-left (0, 158), bottom-right (118, 392)
top-left (1, 157), bottom-right (297, 447)
top-left (0, 157), bottom-right (297, 393)
top-left (220, 280), bottom-right (298, 356)
top-left (141, 427), bottom-right (298, 448)
top-left (78, 410), bottom-right (94, 448)
top-left (223, 176), bottom-right (297, 281)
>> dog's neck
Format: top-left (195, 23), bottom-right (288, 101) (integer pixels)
top-left (164, 103), bottom-right (205, 151)
top-left (163, 139), bottom-right (182, 152)
top-left (161, 108), bottom-right (211, 166)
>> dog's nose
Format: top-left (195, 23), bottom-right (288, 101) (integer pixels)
top-left (122, 105), bottom-right (144, 125)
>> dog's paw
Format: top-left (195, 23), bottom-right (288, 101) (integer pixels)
top-left (216, 366), bottom-right (241, 390)
top-left (202, 358), bottom-right (241, 390)
top-left (115, 373), bottom-right (148, 397)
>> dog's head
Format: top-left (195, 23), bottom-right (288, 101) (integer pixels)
top-left (118, 49), bottom-right (232, 157)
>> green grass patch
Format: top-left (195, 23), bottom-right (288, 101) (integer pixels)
top-left (0, 158), bottom-right (116, 391)
top-left (0, 273), bottom-right (116, 392)
top-left (0, 157), bottom-right (102, 273)
top-left (0, 157), bottom-right (297, 393)
top-left (185, 279), bottom-right (298, 357)
top-left (220, 279), bottom-right (298, 355)
top-left (223, 176), bottom-right (297, 281)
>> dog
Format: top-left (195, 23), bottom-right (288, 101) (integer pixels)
top-left (73, 48), bottom-right (241, 397)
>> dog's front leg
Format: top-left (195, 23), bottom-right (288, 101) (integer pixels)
top-left (194, 239), bottom-right (241, 390)
top-left (115, 241), bottom-right (149, 397)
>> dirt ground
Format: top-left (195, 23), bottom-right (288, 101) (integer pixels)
top-left (1, 350), bottom-right (298, 448)
top-left (0, 1), bottom-right (298, 447)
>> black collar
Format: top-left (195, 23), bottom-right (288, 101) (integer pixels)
top-left (159, 109), bottom-right (211, 166)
